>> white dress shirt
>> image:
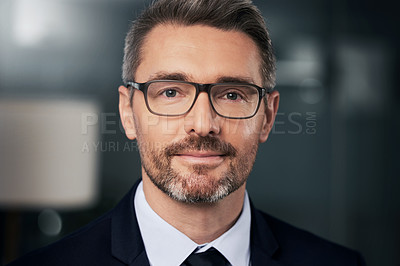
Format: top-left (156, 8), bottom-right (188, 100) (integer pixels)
top-left (134, 181), bottom-right (251, 266)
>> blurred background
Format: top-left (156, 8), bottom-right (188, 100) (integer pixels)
top-left (0, 0), bottom-right (398, 265)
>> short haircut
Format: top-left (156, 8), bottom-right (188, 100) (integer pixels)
top-left (122, 0), bottom-right (275, 89)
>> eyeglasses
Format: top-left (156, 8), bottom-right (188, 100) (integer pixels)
top-left (126, 80), bottom-right (274, 119)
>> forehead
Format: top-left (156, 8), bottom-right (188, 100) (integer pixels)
top-left (136, 24), bottom-right (262, 85)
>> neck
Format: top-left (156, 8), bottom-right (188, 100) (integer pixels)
top-left (141, 171), bottom-right (246, 244)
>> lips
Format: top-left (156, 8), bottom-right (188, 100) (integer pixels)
top-left (174, 150), bottom-right (226, 165)
top-left (176, 151), bottom-right (225, 157)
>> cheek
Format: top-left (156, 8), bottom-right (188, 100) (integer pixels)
top-left (221, 116), bottom-right (264, 142)
top-left (134, 114), bottom-right (185, 144)
top-left (158, 118), bottom-right (186, 138)
top-left (230, 133), bottom-right (259, 155)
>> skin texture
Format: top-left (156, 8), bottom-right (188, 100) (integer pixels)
top-left (119, 24), bottom-right (279, 244)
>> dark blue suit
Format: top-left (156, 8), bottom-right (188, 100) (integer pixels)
top-left (8, 180), bottom-right (365, 265)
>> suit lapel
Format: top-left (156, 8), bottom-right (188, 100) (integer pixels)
top-left (111, 179), bottom-right (150, 265)
top-left (249, 200), bottom-right (281, 266)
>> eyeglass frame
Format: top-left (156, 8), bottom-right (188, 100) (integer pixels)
top-left (126, 80), bottom-right (274, 119)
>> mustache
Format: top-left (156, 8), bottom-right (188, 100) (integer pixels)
top-left (164, 135), bottom-right (237, 157)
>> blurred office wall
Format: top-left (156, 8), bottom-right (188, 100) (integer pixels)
top-left (0, 0), bottom-right (398, 265)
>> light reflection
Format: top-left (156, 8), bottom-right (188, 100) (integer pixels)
top-left (38, 209), bottom-right (62, 236)
top-left (13, 0), bottom-right (52, 47)
top-left (299, 78), bottom-right (324, 104)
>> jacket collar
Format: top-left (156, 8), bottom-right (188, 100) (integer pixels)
top-left (249, 199), bottom-right (280, 265)
top-left (111, 179), bottom-right (149, 265)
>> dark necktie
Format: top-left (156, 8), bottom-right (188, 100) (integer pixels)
top-left (181, 247), bottom-right (230, 266)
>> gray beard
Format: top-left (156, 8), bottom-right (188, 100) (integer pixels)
top-left (137, 135), bottom-right (258, 203)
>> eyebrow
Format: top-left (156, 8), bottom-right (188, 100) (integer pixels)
top-left (148, 72), bottom-right (193, 82)
top-left (147, 71), bottom-right (255, 84)
top-left (215, 76), bottom-right (255, 84)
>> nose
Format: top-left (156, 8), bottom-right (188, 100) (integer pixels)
top-left (184, 92), bottom-right (221, 137)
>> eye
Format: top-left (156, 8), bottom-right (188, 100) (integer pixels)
top-left (226, 92), bottom-right (240, 100)
top-left (221, 90), bottom-right (245, 102)
top-left (162, 89), bottom-right (178, 97)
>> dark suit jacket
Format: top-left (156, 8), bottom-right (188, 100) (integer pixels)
top-left (8, 179), bottom-right (365, 266)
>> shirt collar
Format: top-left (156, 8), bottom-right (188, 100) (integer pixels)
top-left (134, 181), bottom-right (251, 266)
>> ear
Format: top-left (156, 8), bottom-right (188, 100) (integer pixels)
top-left (259, 90), bottom-right (279, 143)
top-left (118, 85), bottom-right (137, 140)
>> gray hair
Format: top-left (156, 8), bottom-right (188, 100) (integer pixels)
top-left (122, 0), bottom-right (275, 88)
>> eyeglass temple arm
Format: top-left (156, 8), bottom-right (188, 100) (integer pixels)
top-left (126, 81), bottom-right (140, 90)
top-left (263, 87), bottom-right (275, 96)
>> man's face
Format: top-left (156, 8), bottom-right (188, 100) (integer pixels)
top-left (119, 24), bottom-right (279, 203)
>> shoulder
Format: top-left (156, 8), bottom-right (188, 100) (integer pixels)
top-left (8, 181), bottom-right (144, 266)
top-left (253, 209), bottom-right (366, 265)
top-left (7, 211), bottom-right (118, 266)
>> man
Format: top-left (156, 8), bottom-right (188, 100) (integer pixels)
top-left (9, 0), bottom-right (365, 265)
